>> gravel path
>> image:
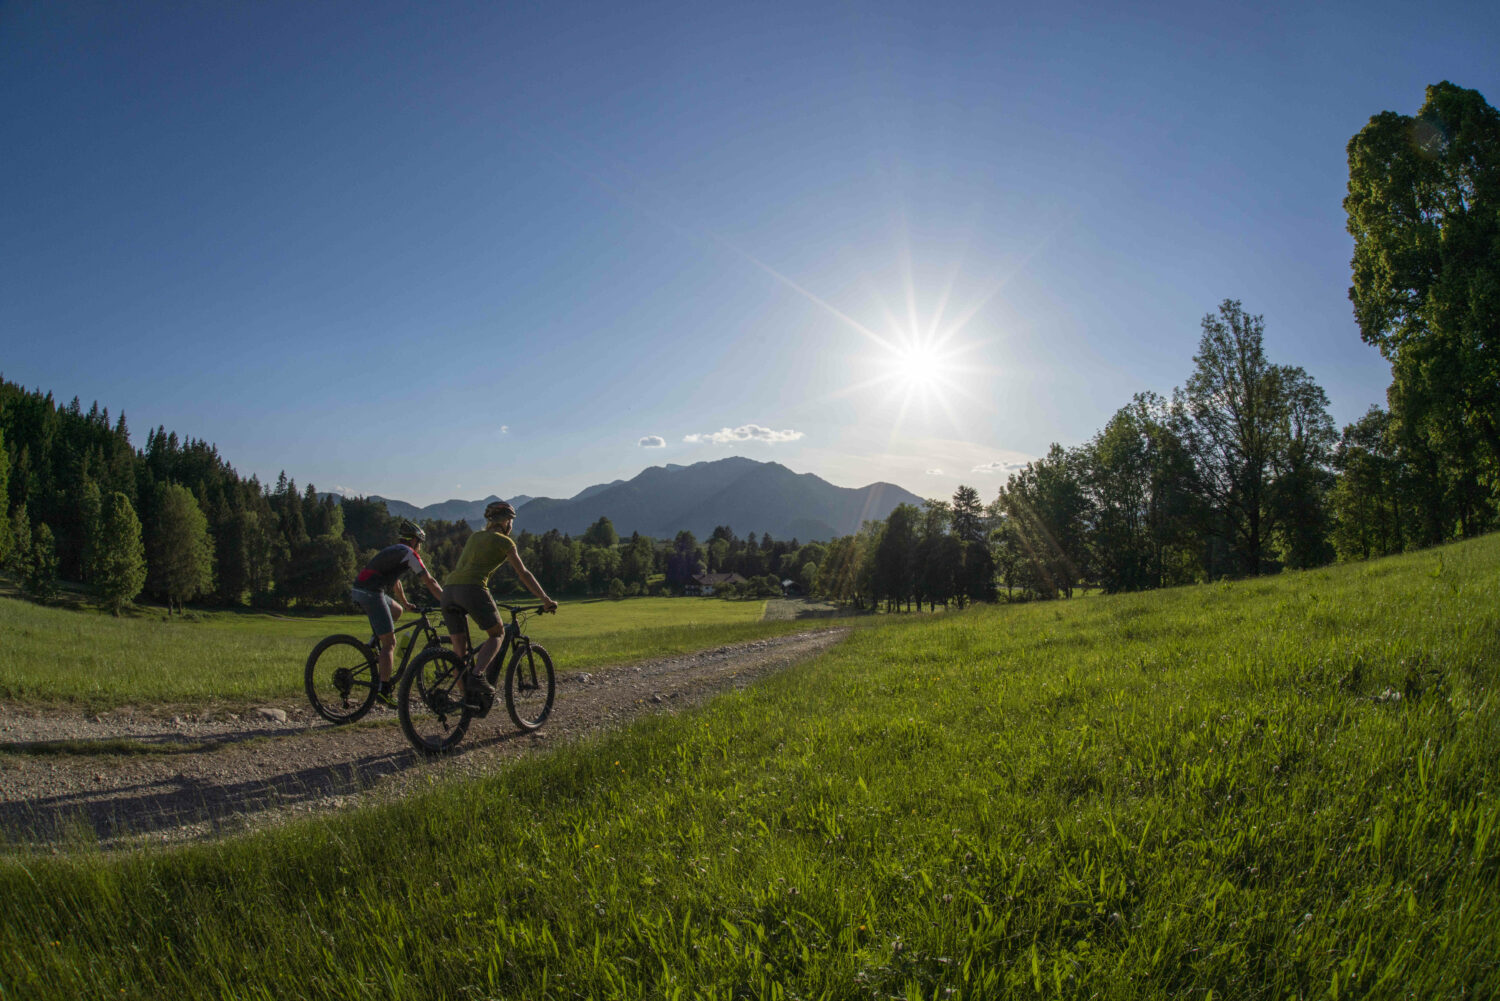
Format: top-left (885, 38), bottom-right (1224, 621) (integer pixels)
top-left (0, 629), bottom-right (847, 849)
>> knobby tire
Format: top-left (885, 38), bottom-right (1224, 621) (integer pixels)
top-left (305, 635), bottom-right (379, 724)
top-left (398, 647), bottom-right (473, 755)
top-left (504, 642), bottom-right (555, 731)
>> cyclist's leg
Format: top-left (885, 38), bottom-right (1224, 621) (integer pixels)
top-left (441, 598), bottom-right (470, 659)
top-left (352, 589), bottom-right (399, 687)
top-left (461, 585), bottom-right (507, 676)
top-left (472, 621), bottom-right (508, 676)
top-left (374, 631), bottom-right (397, 683)
top-left (443, 585), bottom-right (504, 675)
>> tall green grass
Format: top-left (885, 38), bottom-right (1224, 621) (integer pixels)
top-left (2, 537), bottom-right (1496, 998)
top-left (0, 596), bottom-right (828, 704)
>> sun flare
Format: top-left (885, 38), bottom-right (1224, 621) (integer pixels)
top-left (883, 340), bottom-right (951, 395)
top-left (864, 329), bottom-right (977, 419)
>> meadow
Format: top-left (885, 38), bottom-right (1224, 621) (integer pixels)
top-left (0, 595), bottom-right (822, 705)
top-left (2, 536), bottom-right (1497, 998)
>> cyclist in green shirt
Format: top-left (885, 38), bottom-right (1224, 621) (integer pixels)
top-left (441, 500), bottom-right (558, 701)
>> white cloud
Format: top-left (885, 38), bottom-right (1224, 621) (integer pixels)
top-left (500, 425), bottom-right (509, 434)
top-left (925, 468), bottom-right (945, 476)
top-left (971, 460), bottom-right (1027, 475)
top-left (639, 435), bottom-right (666, 448)
top-left (684, 424), bottom-right (805, 445)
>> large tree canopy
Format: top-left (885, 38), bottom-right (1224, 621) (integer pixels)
top-left (1184, 300), bottom-right (1336, 575)
top-left (1345, 81), bottom-right (1500, 476)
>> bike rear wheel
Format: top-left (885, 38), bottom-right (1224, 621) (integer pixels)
top-left (398, 648), bottom-right (473, 755)
top-left (305, 635), bottom-right (379, 723)
top-left (505, 641), bottom-right (555, 731)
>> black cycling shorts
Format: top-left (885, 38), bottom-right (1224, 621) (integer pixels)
top-left (441, 583), bottom-right (501, 635)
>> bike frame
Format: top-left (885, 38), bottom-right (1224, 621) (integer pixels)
top-left (395, 601), bottom-right (554, 752)
top-left (487, 603), bottom-right (549, 678)
top-left (377, 607), bottom-right (447, 681)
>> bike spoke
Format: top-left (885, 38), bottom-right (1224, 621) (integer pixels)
top-left (305, 635), bottom-right (380, 724)
top-left (505, 643), bottom-right (555, 731)
top-left (398, 649), bottom-right (472, 754)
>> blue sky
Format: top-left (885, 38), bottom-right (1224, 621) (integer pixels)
top-left (3, 1), bottom-right (1496, 507)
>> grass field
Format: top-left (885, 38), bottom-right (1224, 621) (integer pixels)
top-left (2, 536), bottom-right (1497, 998)
top-left (0, 595), bottom-right (835, 705)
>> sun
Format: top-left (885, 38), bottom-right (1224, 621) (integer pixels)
top-left (883, 339), bottom-right (952, 396)
top-left (862, 329), bottom-right (976, 423)
top-left (741, 244), bottom-right (997, 431)
top-left (826, 315), bottom-right (990, 435)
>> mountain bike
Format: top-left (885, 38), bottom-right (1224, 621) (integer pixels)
top-left (304, 605), bottom-right (447, 724)
top-left (397, 603), bottom-right (556, 755)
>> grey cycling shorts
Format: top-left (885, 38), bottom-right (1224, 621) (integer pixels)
top-left (441, 583), bottom-right (501, 635)
top-left (350, 587), bottom-right (396, 637)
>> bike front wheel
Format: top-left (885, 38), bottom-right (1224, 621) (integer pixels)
top-left (305, 635), bottom-right (379, 724)
top-left (505, 642), bottom-right (555, 731)
top-left (398, 648), bottom-right (473, 755)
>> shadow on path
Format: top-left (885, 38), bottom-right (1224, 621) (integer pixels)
top-left (0, 727), bottom-right (527, 847)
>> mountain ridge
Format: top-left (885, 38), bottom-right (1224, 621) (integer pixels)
top-left (346, 458), bottom-right (925, 540)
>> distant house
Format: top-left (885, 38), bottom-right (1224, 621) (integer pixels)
top-left (686, 572), bottom-right (747, 596)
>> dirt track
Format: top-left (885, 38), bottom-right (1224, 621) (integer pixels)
top-left (0, 628), bottom-right (846, 849)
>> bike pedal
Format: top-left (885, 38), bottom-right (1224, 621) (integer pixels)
top-left (460, 690), bottom-right (489, 714)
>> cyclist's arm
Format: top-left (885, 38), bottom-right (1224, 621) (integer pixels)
top-left (391, 579), bottom-right (408, 619)
top-left (401, 546), bottom-right (442, 606)
top-left (505, 549), bottom-right (558, 612)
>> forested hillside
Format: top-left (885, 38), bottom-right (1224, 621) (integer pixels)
top-left (0, 380), bottom-right (826, 608)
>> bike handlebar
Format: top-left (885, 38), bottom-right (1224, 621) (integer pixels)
top-left (410, 602), bottom-right (553, 615)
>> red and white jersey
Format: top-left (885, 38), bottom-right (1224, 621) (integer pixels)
top-left (353, 544), bottom-right (429, 594)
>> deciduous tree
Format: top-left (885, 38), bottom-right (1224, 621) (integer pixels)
top-left (1270, 368), bottom-right (1337, 568)
top-left (1185, 300), bottom-right (1282, 575)
top-left (997, 447), bottom-right (1091, 598)
top-left (583, 516), bottom-right (619, 549)
top-left (1184, 301), bottom-right (1335, 575)
top-left (1346, 81), bottom-right (1500, 496)
top-left (1329, 407), bottom-right (1409, 560)
top-left (872, 503), bottom-right (919, 610)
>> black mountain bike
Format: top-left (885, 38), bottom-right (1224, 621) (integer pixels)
top-left (397, 603), bottom-right (556, 755)
top-left (304, 605), bottom-right (446, 724)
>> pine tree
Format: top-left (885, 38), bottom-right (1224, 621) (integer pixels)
top-left (8, 502), bottom-right (31, 574)
top-left (24, 523), bottom-right (59, 600)
top-left (96, 492), bottom-right (147, 614)
top-left (952, 484), bottom-right (996, 604)
top-left (0, 426), bottom-right (10, 566)
top-left (148, 483), bottom-right (215, 613)
top-left (79, 478), bottom-right (104, 584)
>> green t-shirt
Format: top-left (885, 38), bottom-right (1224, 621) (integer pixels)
top-left (445, 530), bottom-right (518, 587)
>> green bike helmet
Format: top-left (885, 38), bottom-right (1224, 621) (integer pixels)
top-left (398, 519), bottom-right (426, 543)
